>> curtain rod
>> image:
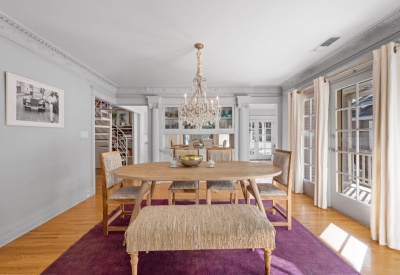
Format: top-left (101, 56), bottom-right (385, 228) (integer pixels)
top-left (324, 57), bottom-right (373, 82)
top-left (296, 85), bottom-right (314, 94)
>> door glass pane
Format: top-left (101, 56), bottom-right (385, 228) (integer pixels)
top-left (338, 85), bottom-right (356, 108)
top-left (339, 173), bottom-right (356, 196)
top-left (304, 165), bottom-right (311, 181)
top-left (338, 152), bottom-right (357, 176)
top-left (304, 149), bottom-right (311, 165)
top-left (304, 116), bottom-right (311, 131)
top-left (359, 130), bottom-right (373, 152)
top-left (304, 100), bottom-right (311, 115)
top-left (336, 109), bottom-right (356, 130)
top-left (359, 80), bottom-right (373, 105)
top-left (304, 132), bottom-right (315, 148)
top-left (338, 131), bottom-right (357, 151)
top-left (359, 106), bottom-right (373, 128)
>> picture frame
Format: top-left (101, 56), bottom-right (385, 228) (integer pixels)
top-left (116, 110), bottom-right (129, 127)
top-left (6, 72), bottom-right (64, 128)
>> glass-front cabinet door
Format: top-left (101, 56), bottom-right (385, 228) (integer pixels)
top-left (163, 106), bottom-right (233, 131)
top-left (249, 119), bottom-right (275, 160)
top-left (219, 107), bottom-right (233, 130)
top-left (164, 107), bottom-right (180, 130)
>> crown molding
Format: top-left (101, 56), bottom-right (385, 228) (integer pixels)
top-left (118, 86), bottom-right (282, 97)
top-left (281, 8), bottom-right (400, 92)
top-left (0, 11), bottom-right (118, 94)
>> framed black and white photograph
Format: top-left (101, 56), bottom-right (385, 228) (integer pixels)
top-left (6, 72), bottom-right (64, 128)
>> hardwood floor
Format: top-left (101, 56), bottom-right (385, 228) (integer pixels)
top-left (0, 169), bottom-right (399, 274)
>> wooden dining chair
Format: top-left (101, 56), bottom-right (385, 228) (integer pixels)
top-left (168, 147), bottom-right (200, 205)
top-left (205, 147), bottom-right (238, 204)
top-left (246, 149), bottom-right (293, 230)
top-left (100, 151), bottom-right (151, 235)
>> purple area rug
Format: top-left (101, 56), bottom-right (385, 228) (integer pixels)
top-left (42, 200), bottom-right (359, 275)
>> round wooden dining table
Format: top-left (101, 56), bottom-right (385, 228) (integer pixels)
top-left (113, 161), bottom-right (282, 224)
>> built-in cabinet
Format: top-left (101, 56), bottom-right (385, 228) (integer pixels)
top-left (163, 106), bottom-right (234, 132)
top-left (160, 105), bottom-right (236, 161)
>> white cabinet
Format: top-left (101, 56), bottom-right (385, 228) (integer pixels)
top-left (218, 107), bottom-right (233, 131)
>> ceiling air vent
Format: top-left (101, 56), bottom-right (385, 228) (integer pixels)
top-left (312, 36), bottom-right (340, 51)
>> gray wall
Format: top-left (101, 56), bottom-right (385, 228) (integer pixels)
top-left (0, 38), bottom-right (113, 246)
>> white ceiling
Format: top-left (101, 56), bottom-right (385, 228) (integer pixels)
top-left (0, 0), bottom-right (399, 88)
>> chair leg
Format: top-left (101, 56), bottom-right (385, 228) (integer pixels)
top-left (172, 193), bottom-right (176, 205)
top-left (234, 192), bottom-right (238, 204)
top-left (146, 192), bottom-right (150, 206)
top-left (272, 200), bottom-right (276, 214)
top-left (230, 193), bottom-right (233, 204)
top-left (195, 189), bottom-right (199, 205)
top-left (103, 202), bottom-right (108, 235)
top-left (120, 203), bottom-right (124, 218)
top-left (206, 189), bottom-right (211, 205)
top-left (287, 199), bottom-right (292, 230)
top-left (168, 191), bottom-right (173, 205)
top-left (246, 190), bottom-right (251, 205)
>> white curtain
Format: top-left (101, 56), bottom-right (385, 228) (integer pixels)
top-left (314, 77), bottom-right (329, 209)
top-left (371, 42), bottom-right (400, 250)
top-left (288, 90), bottom-right (304, 193)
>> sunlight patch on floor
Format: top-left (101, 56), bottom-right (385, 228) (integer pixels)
top-left (320, 223), bottom-right (367, 272)
top-left (341, 236), bottom-right (368, 271)
top-left (320, 223), bottom-right (349, 251)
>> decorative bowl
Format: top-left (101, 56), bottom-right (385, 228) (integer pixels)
top-left (193, 141), bottom-right (204, 149)
top-left (179, 155), bottom-right (203, 167)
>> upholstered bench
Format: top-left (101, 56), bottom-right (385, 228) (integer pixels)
top-left (125, 204), bottom-right (275, 275)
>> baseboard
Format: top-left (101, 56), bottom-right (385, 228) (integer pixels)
top-left (0, 193), bottom-right (87, 248)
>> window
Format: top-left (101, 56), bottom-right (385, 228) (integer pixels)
top-left (303, 93), bottom-right (315, 183)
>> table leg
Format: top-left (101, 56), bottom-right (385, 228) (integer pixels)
top-left (249, 179), bottom-right (265, 215)
top-left (129, 180), bottom-right (150, 225)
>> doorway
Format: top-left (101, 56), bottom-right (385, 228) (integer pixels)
top-left (249, 118), bottom-right (276, 160)
top-left (329, 70), bottom-right (372, 226)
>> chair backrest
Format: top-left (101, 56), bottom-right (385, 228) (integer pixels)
top-left (173, 147), bottom-right (199, 159)
top-left (272, 149), bottom-right (292, 188)
top-left (100, 151), bottom-right (123, 189)
top-left (206, 148), bottom-right (232, 161)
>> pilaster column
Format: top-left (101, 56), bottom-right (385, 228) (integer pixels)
top-left (147, 96), bottom-right (161, 162)
top-left (237, 96), bottom-right (251, 161)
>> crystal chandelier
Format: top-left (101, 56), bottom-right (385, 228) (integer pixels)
top-left (179, 43), bottom-right (221, 129)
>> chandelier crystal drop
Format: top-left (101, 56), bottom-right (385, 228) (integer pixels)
top-left (179, 43), bottom-right (221, 129)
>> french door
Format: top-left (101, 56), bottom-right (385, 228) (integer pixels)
top-left (329, 70), bottom-right (372, 226)
top-left (249, 118), bottom-right (275, 160)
